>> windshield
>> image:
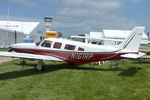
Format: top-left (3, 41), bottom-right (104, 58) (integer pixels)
top-left (35, 41), bottom-right (42, 46)
top-left (41, 40), bottom-right (52, 48)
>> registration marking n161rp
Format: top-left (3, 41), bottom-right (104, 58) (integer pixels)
top-left (71, 53), bottom-right (93, 60)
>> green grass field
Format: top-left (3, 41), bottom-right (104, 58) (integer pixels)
top-left (0, 48), bottom-right (9, 51)
top-left (0, 59), bottom-right (150, 100)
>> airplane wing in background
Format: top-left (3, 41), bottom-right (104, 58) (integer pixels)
top-left (71, 36), bottom-right (124, 42)
top-left (0, 52), bottom-right (63, 61)
top-left (121, 52), bottom-right (146, 59)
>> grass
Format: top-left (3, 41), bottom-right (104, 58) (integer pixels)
top-left (0, 48), bottom-right (9, 51)
top-left (0, 59), bottom-right (150, 100)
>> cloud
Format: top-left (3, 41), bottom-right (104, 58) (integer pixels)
top-left (6, 0), bottom-right (37, 8)
top-left (64, 0), bottom-right (121, 10)
top-left (131, 0), bottom-right (143, 3)
top-left (2, 0), bottom-right (144, 36)
top-left (49, 0), bottom-right (140, 36)
top-left (55, 0), bottom-right (123, 24)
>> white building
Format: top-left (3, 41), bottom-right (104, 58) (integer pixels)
top-left (0, 28), bottom-right (24, 48)
top-left (0, 20), bottom-right (44, 48)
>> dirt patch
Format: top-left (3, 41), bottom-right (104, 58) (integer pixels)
top-left (0, 57), bottom-right (14, 64)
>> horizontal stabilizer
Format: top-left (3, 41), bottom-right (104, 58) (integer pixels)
top-left (0, 52), bottom-right (63, 61)
top-left (121, 52), bottom-right (146, 59)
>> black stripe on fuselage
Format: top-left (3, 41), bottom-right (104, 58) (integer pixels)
top-left (123, 32), bottom-right (136, 49)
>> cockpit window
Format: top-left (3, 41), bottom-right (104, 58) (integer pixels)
top-left (35, 41), bottom-right (41, 46)
top-left (64, 44), bottom-right (75, 50)
top-left (41, 40), bottom-right (52, 48)
top-left (53, 42), bottom-right (62, 49)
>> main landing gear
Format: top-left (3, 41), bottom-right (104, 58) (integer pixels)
top-left (35, 60), bottom-right (44, 72)
top-left (20, 59), bottom-right (44, 72)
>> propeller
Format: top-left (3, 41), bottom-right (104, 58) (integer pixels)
top-left (8, 48), bottom-right (13, 52)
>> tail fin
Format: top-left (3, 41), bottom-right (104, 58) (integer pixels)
top-left (117, 27), bottom-right (145, 52)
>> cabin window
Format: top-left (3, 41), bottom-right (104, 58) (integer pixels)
top-left (41, 40), bottom-right (52, 48)
top-left (78, 47), bottom-right (84, 51)
top-left (64, 44), bottom-right (75, 50)
top-left (53, 42), bottom-right (62, 49)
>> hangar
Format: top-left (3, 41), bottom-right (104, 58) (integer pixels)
top-left (0, 20), bottom-right (44, 48)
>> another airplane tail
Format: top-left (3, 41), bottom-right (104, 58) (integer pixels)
top-left (117, 26), bottom-right (145, 52)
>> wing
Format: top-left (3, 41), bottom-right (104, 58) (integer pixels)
top-left (71, 35), bottom-right (123, 42)
top-left (121, 52), bottom-right (146, 59)
top-left (0, 52), bottom-right (63, 61)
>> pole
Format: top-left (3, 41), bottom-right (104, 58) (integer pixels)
top-left (15, 31), bottom-right (17, 44)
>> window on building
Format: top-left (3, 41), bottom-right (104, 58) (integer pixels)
top-left (64, 44), bottom-right (75, 50)
top-left (78, 47), bottom-right (84, 51)
top-left (53, 42), bottom-right (62, 49)
top-left (41, 40), bottom-right (52, 48)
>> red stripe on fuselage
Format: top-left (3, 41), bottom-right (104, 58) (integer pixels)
top-left (12, 48), bottom-right (133, 63)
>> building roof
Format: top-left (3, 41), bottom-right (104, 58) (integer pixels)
top-left (0, 20), bottom-right (40, 34)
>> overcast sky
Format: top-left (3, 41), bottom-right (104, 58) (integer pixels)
top-left (0, 0), bottom-right (150, 37)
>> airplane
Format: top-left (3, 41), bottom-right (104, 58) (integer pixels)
top-left (0, 27), bottom-right (146, 71)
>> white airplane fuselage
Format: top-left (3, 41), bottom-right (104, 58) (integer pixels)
top-left (11, 38), bottom-right (137, 63)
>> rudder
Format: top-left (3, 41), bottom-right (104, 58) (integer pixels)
top-left (117, 27), bottom-right (145, 52)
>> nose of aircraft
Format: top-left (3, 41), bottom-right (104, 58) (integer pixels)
top-left (11, 43), bottom-right (36, 49)
top-left (11, 44), bottom-right (17, 48)
top-left (11, 43), bottom-right (22, 48)
top-left (9, 44), bottom-right (18, 52)
top-left (9, 43), bottom-right (25, 52)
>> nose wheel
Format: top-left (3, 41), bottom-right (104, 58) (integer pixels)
top-left (20, 59), bottom-right (26, 67)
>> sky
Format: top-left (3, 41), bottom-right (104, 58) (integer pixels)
top-left (0, 0), bottom-right (150, 37)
